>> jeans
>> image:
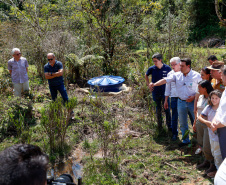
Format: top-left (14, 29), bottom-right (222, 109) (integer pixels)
top-left (177, 99), bottom-right (195, 143)
top-left (49, 84), bottom-right (68, 102)
top-left (153, 94), bottom-right (171, 129)
top-left (170, 97), bottom-right (178, 136)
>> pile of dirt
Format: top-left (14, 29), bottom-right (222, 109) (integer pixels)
top-left (199, 37), bottom-right (225, 48)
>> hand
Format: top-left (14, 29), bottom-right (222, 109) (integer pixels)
top-left (194, 107), bottom-right (197, 115)
top-left (186, 96), bottom-right (194, 102)
top-left (148, 83), bottom-right (154, 92)
top-left (164, 101), bottom-right (168, 110)
top-left (210, 122), bottom-right (217, 132)
top-left (193, 123), bottom-right (196, 132)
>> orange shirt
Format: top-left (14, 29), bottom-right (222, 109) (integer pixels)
top-left (211, 78), bottom-right (225, 92)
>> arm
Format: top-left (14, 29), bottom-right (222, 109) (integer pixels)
top-left (164, 96), bottom-right (169, 110)
top-left (211, 114), bottom-right (225, 132)
top-left (198, 114), bottom-right (211, 128)
top-left (145, 74), bottom-right (154, 92)
top-left (45, 69), bottom-right (63, 80)
top-left (186, 95), bottom-right (195, 102)
top-left (193, 93), bottom-right (200, 115)
top-left (9, 70), bottom-right (12, 75)
top-left (26, 67), bottom-right (28, 72)
top-left (150, 79), bottom-right (167, 88)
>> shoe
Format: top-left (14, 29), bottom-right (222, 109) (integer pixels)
top-left (195, 147), bottom-right (202, 155)
top-left (207, 171), bottom-right (217, 178)
top-left (172, 135), bottom-right (177, 141)
top-left (178, 142), bottom-right (190, 147)
top-left (70, 110), bottom-right (75, 120)
top-left (197, 160), bottom-right (210, 169)
top-left (205, 164), bottom-right (217, 174)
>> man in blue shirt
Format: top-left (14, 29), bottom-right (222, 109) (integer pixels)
top-left (145, 53), bottom-right (172, 131)
top-left (44, 53), bottom-right (68, 102)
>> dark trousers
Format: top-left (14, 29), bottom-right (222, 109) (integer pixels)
top-left (170, 97), bottom-right (178, 136)
top-left (153, 95), bottom-right (171, 129)
top-left (218, 127), bottom-right (226, 160)
top-left (49, 84), bottom-right (69, 102)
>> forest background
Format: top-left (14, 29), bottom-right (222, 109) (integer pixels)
top-left (0, 0), bottom-right (226, 184)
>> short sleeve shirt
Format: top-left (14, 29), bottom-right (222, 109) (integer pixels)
top-left (201, 105), bottom-right (218, 142)
top-left (146, 63), bottom-right (171, 96)
top-left (197, 95), bottom-right (208, 117)
top-left (165, 69), bottom-right (202, 100)
top-left (8, 57), bottom-right (29, 83)
top-left (44, 60), bottom-right (64, 86)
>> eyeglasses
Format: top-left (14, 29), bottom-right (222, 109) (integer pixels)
top-left (48, 58), bottom-right (54, 61)
top-left (171, 63), bottom-right (178, 66)
top-left (15, 53), bottom-right (21, 56)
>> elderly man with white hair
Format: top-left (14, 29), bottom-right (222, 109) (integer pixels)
top-left (164, 57), bottom-right (181, 141)
top-left (8, 48), bottom-right (29, 97)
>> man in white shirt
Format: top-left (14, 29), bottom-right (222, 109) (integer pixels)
top-left (149, 58), bottom-right (202, 147)
top-left (164, 57), bottom-right (180, 141)
top-left (212, 65), bottom-right (226, 184)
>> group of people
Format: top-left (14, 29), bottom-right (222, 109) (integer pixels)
top-left (4, 48), bottom-right (226, 183)
top-left (8, 48), bottom-right (69, 102)
top-left (146, 53), bottom-right (226, 181)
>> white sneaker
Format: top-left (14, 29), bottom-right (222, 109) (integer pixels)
top-left (195, 147), bottom-right (202, 155)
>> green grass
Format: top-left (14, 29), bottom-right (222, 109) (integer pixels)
top-left (0, 47), bottom-right (221, 184)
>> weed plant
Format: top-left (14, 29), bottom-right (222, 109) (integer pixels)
top-left (40, 97), bottom-right (77, 163)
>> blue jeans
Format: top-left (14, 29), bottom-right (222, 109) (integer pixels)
top-left (177, 99), bottom-right (195, 143)
top-left (170, 97), bottom-right (178, 136)
top-left (49, 84), bottom-right (69, 102)
top-left (153, 94), bottom-right (171, 129)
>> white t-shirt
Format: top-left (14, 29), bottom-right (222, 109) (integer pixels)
top-left (197, 95), bottom-right (208, 117)
top-left (201, 105), bottom-right (218, 142)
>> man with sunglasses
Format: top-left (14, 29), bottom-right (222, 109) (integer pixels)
top-left (8, 48), bottom-right (29, 97)
top-left (44, 53), bottom-right (68, 102)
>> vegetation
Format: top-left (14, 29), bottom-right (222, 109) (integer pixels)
top-left (0, 0), bottom-right (226, 184)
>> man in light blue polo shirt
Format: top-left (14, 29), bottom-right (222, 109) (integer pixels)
top-left (8, 48), bottom-right (29, 97)
top-left (145, 53), bottom-right (172, 131)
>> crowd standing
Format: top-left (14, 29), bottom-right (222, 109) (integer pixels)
top-left (4, 48), bottom-right (226, 183)
top-left (146, 53), bottom-right (226, 181)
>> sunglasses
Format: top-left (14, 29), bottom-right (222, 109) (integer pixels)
top-left (48, 58), bottom-right (54, 61)
top-left (15, 53), bottom-right (21, 56)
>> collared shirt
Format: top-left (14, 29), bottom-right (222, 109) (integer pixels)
top-left (165, 70), bottom-right (179, 97)
top-left (211, 78), bottom-right (225, 92)
top-left (44, 60), bottom-right (64, 86)
top-left (216, 89), bottom-right (226, 126)
top-left (164, 69), bottom-right (202, 100)
top-left (8, 57), bottom-right (29, 83)
top-left (146, 63), bottom-right (171, 96)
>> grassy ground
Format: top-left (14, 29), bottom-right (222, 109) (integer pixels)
top-left (0, 86), bottom-right (214, 184)
top-left (1, 46), bottom-right (224, 184)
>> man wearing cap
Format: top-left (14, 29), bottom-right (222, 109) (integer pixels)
top-left (145, 53), bottom-right (171, 131)
top-left (44, 53), bottom-right (69, 102)
top-left (8, 48), bottom-right (29, 97)
top-left (208, 61), bottom-right (225, 92)
top-left (149, 58), bottom-right (202, 147)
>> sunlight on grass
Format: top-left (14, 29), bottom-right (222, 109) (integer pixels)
top-left (0, 67), bottom-right (3, 76)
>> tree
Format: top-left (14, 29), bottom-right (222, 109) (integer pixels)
top-left (215, 0), bottom-right (226, 27)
